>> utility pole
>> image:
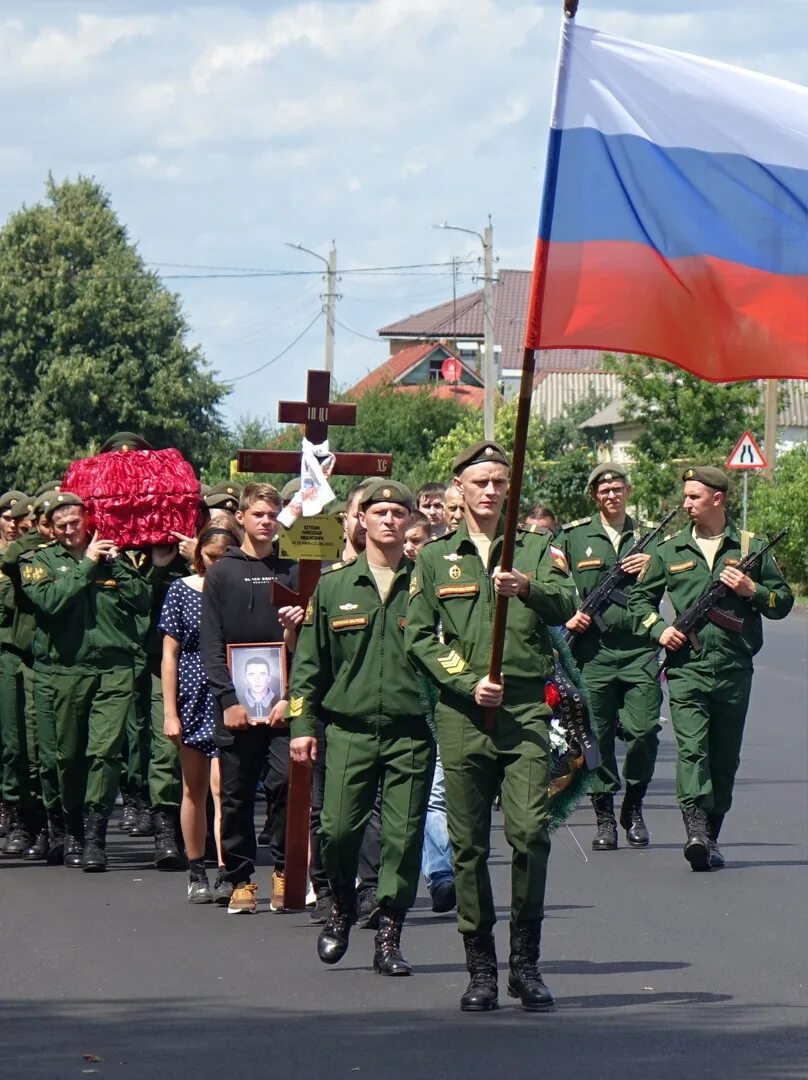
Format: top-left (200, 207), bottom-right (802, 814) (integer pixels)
top-left (482, 219), bottom-right (495, 441)
top-left (432, 217), bottom-right (497, 439)
top-left (324, 242), bottom-right (337, 377)
top-left (285, 241), bottom-right (339, 376)
top-left (763, 378), bottom-right (778, 479)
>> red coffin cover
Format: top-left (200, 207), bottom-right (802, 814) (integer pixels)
top-left (62, 447), bottom-right (200, 547)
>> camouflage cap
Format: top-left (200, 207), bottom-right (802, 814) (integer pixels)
top-left (99, 431), bottom-right (154, 453)
top-left (588, 461), bottom-right (628, 488)
top-left (359, 479), bottom-right (414, 512)
top-left (451, 440), bottom-right (510, 475)
top-left (8, 496), bottom-right (35, 520)
top-left (45, 491), bottom-right (86, 518)
top-left (0, 490), bottom-right (29, 512)
top-left (682, 466), bottom-right (729, 493)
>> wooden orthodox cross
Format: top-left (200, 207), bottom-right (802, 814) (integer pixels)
top-left (238, 369), bottom-right (393, 909)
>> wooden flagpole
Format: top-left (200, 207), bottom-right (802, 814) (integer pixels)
top-left (484, 0), bottom-right (578, 728)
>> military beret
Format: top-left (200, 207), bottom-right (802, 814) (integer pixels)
top-left (33, 491), bottom-right (59, 516)
top-left (99, 431), bottom-right (154, 453)
top-left (8, 496), bottom-right (35, 520)
top-left (205, 492), bottom-right (239, 512)
top-left (0, 490), bottom-right (28, 512)
top-left (33, 481), bottom-right (62, 497)
top-left (451, 441), bottom-right (510, 475)
top-left (329, 500), bottom-right (347, 517)
top-left (359, 479), bottom-right (414, 512)
top-left (45, 492), bottom-right (86, 518)
top-left (682, 466), bottom-right (729, 493)
top-left (199, 484), bottom-right (212, 497)
top-left (280, 478), bottom-right (301, 504)
top-left (588, 462), bottom-right (628, 488)
top-left (207, 481), bottom-right (242, 498)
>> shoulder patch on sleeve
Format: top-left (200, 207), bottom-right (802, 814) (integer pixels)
top-left (549, 544), bottom-right (569, 572)
top-left (303, 597), bottom-right (315, 626)
top-left (561, 516), bottom-right (591, 531)
top-left (409, 572), bottom-right (421, 598)
top-left (21, 563), bottom-right (48, 583)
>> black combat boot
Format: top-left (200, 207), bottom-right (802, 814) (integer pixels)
top-left (373, 910), bottom-right (412, 976)
top-left (22, 811), bottom-right (49, 861)
top-left (619, 783), bottom-right (650, 847)
top-left (118, 793), bottom-right (138, 832)
top-left (460, 932), bottom-right (499, 1012)
top-left (317, 885), bottom-right (357, 965)
top-left (3, 806), bottom-right (30, 856)
top-left (129, 796), bottom-right (154, 836)
top-left (153, 809), bottom-right (184, 870)
top-left (591, 793), bottom-right (618, 850)
top-left (507, 921), bottom-right (555, 1011)
top-left (63, 812), bottom-right (84, 867)
top-left (81, 812), bottom-right (108, 872)
top-left (0, 801), bottom-right (9, 837)
top-left (682, 806), bottom-right (710, 871)
top-left (46, 808), bottom-right (66, 866)
top-left (706, 812), bottom-right (725, 869)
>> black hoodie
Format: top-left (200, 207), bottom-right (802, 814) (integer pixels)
top-left (200, 546), bottom-right (297, 731)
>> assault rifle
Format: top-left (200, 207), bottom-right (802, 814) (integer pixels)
top-left (561, 506), bottom-right (680, 647)
top-left (659, 526), bottom-right (788, 663)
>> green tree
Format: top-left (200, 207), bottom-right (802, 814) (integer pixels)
top-left (603, 354), bottom-right (763, 518)
top-left (0, 175), bottom-right (227, 488)
top-left (749, 445), bottom-right (808, 591)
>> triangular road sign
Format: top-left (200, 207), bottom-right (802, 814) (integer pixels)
top-left (727, 430), bottom-right (767, 470)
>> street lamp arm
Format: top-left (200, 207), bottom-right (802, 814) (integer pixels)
top-left (284, 241), bottom-right (329, 268)
top-left (431, 222), bottom-right (486, 247)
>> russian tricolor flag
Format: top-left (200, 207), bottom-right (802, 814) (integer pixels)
top-left (526, 21), bottom-right (808, 381)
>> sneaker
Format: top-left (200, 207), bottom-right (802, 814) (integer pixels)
top-left (269, 870), bottom-right (286, 912)
top-left (310, 892), bottom-right (332, 925)
top-left (212, 871), bottom-right (234, 907)
top-left (431, 879), bottom-right (457, 913)
top-left (227, 881), bottom-right (258, 915)
top-left (187, 873), bottom-right (213, 905)
top-left (356, 888), bottom-right (380, 930)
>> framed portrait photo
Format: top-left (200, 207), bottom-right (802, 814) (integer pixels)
top-left (227, 642), bottom-right (287, 724)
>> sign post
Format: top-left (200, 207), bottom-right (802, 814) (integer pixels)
top-left (237, 369), bottom-right (393, 910)
top-left (726, 430), bottom-right (768, 531)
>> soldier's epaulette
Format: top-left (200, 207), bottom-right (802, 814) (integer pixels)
top-left (518, 523), bottom-right (551, 536)
top-left (422, 532), bottom-right (452, 548)
top-left (322, 559), bottom-right (350, 574)
top-left (561, 517), bottom-right (591, 531)
top-left (660, 528), bottom-right (684, 544)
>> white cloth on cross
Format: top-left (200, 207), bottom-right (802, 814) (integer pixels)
top-left (278, 438), bottom-right (336, 529)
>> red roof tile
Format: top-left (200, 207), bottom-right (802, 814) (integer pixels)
top-left (348, 341), bottom-right (483, 401)
top-left (379, 269), bottom-right (607, 373)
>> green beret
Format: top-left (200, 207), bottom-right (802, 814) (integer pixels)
top-left (280, 479), bottom-right (301, 504)
top-left (207, 482), bottom-right (242, 498)
top-left (451, 440), bottom-right (510, 475)
top-left (46, 492), bottom-right (85, 518)
top-left (99, 431), bottom-right (154, 453)
top-left (682, 466), bottom-right (729, 493)
top-left (359, 479), bottom-right (414, 512)
top-left (0, 490), bottom-right (28, 512)
top-left (329, 500), bottom-right (347, 517)
top-left (588, 462), bottom-right (628, 488)
top-left (205, 492), bottom-right (239, 512)
top-left (8, 496), bottom-right (35, 520)
top-left (33, 491), bottom-right (59, 516)
top-left (33, 481), bottom-right (62, 497)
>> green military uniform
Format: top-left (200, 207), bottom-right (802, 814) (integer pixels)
top-left (124, 549), bottom-right (187, 817)
top-left (0, 520), bottom-right (44, 848)
top-left (558, 513), bottom-right (662, 797)
top-left (21, 536), bottom-right (151, 820)
top-left (287, 550), bottom-right (432, 913)
top-left (628, 519), bottom-right (793, 821)
top-left (405, 517), bottom-right (577, 935)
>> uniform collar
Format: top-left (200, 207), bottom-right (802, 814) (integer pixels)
top-left (452, 517), bottom-right (504, 552)
top-left (674, 517), bottom-right (738, 552)
top-left (354, 549), bottom-right (408, 585)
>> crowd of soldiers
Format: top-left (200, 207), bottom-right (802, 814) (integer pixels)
top-left (0, 434), bottom-right (793, 1014)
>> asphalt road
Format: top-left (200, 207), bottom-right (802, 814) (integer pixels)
top-left (1, 613), bottom-right (806, 1080)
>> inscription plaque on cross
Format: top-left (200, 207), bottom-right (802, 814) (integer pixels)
top-left (237, 368), bottom-right (393, 910)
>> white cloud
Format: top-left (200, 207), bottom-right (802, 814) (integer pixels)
top-left (0, 13), bottom-right (153, 82)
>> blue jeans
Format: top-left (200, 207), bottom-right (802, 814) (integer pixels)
top-left (421, 751), bottom-right (455, 892)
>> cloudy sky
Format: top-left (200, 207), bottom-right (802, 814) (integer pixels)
top-left (1, 0), bottom-right (805, 425)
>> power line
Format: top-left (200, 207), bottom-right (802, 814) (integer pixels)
top-left (223, 310), bottom-right (323, 383)
top-left (334, 316), bottom-right (383, 343)
top-left (152, 259), bottom-right (473, 280)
